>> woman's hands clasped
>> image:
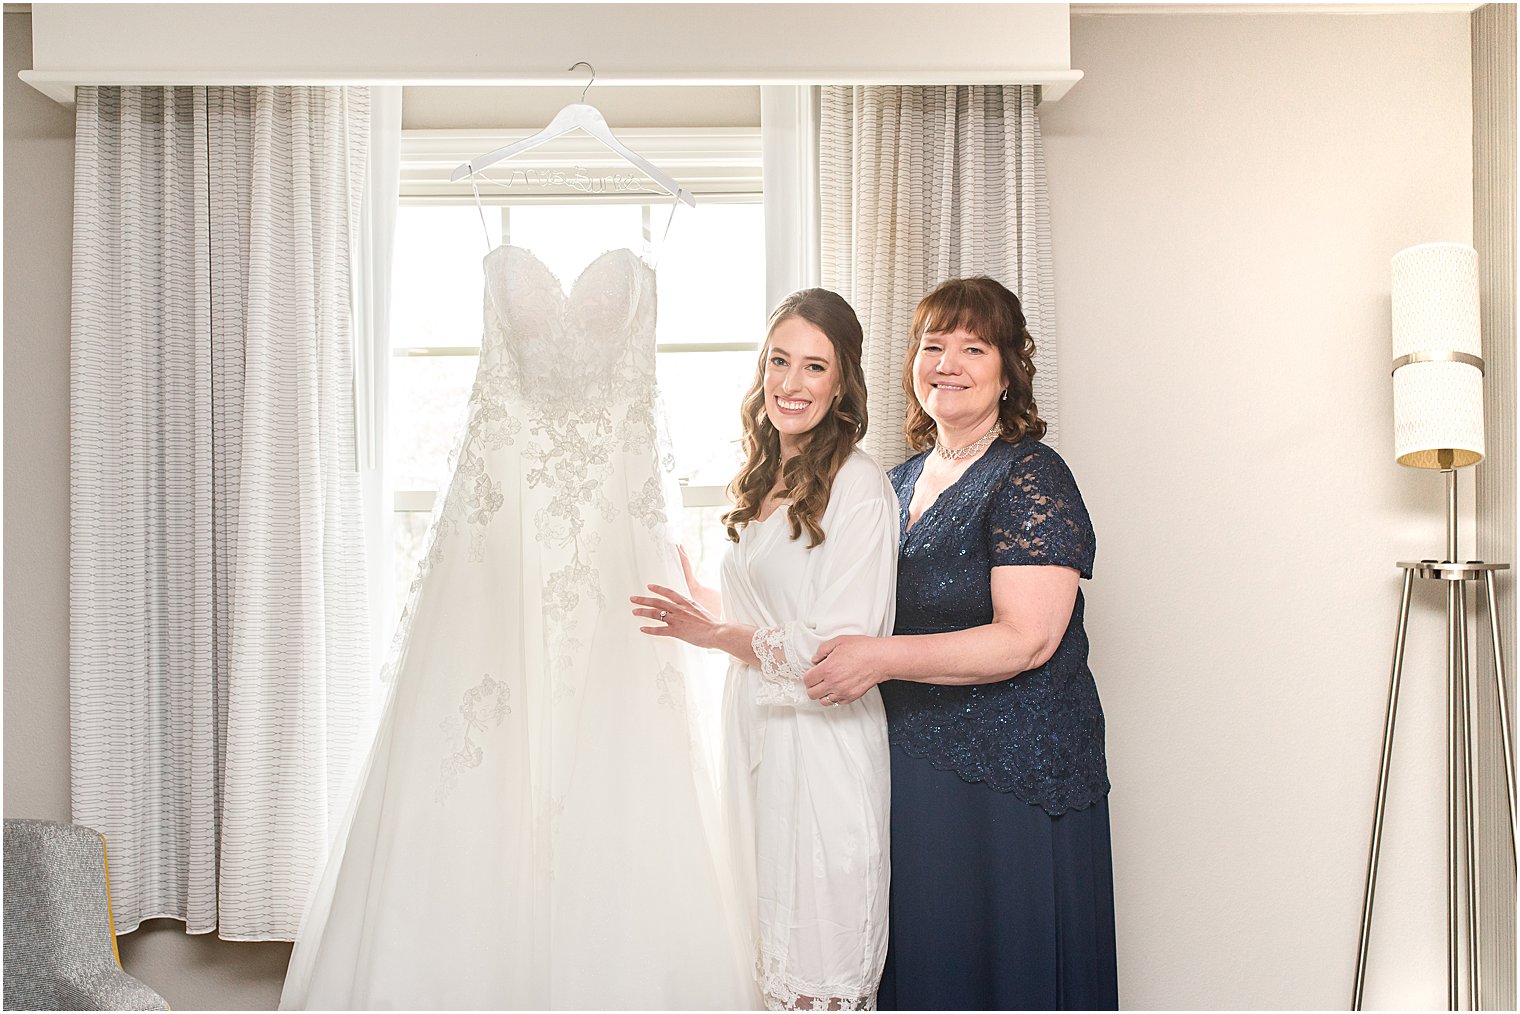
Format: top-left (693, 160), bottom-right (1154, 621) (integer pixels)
top-left (631, 583), bottom-right (723, 651)
top-left (804, 635), bottom-right (886, 706)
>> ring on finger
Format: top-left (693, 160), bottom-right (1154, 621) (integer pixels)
top-left (659, 610), bottom-right (669, 621)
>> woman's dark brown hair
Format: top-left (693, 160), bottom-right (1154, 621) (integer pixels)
top-left (722, 289), bottom-right (869, 547)
top-left (902, 276), bottom-right (1047, 452)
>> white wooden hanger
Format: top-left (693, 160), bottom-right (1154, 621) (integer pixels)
top-left (451, 62), bottom-right (696, 209)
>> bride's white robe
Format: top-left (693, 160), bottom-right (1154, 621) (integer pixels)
top-left (720, 448), bottom-right (899, 1010)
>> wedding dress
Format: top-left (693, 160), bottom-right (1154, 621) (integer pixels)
top-left (280, 245), bottom-right (758, 1011)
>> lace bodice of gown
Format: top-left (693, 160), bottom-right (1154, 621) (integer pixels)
top-left (484, 245), bottom-right (657, 414)
top-left (417, 245), bottom-right (671, 569)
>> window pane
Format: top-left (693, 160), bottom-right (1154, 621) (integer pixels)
top-left (392, 206), bottom-right (499, 350)
top-left (506, 204), bottom-right (645, 282)
top-left (656, 350), bottom-right (752, 487)
top-left (682, 505), bottom-right (733, 589)
top-left (389, 355), bottom-right (478, 491)
top-left (657, 204), bottom-right (766, 346)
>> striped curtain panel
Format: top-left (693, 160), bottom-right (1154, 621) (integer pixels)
top-left (70, 86), bottom-right (372, 940)
top-left (819, 85), bottom-right (1058, 468)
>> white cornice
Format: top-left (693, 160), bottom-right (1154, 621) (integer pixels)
top-left (21, 3), bottom-right (1083, 106)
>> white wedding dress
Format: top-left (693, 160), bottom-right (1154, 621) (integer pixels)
top-left (280, 246), bottom-right (758, 1011)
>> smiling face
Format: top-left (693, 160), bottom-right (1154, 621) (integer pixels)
top-left (762, 315), bottom-right (842, 456)
top-left (912, 326), bottom-right (1006, 436)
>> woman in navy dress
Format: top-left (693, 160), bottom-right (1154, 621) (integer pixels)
top-left (803, 276), bottom-right (1117, 1010)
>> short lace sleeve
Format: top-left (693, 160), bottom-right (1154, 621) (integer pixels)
top-left (986, 445), bottom-right (1095, 578)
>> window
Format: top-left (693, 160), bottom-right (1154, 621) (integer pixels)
top-left (388, 128), bottom-right (764, 617)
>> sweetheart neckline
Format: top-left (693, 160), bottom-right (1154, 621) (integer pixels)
top-left (482, 244), bottom-right (652, 302)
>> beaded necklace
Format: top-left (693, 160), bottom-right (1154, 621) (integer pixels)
top-left (934, 422), bottom-right (1002, 461)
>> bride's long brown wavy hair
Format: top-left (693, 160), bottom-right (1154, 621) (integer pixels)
top-left (722, 289), bottom-right (869, 547)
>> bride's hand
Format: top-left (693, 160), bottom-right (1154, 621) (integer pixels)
top-left (631, 584), bottom-right (722, 650)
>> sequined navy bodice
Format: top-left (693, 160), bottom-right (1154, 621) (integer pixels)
top-left (882, 437), bottom-right (1109, 815)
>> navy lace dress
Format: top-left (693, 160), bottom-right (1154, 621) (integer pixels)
top-left (877, 437), bottom-right (1118, 1011)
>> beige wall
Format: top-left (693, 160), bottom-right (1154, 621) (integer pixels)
top-left (1044, 11), bottom-right (1475, 1010)
top-left (4, 11), bottom-right (72, 824)
top-left (3, 8), bottom-right (1493, 1011)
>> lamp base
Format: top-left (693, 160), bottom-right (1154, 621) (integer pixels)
top-left (1353, 560), bottom-right (1517, 1011)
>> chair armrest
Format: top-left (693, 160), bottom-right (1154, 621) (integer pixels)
top-left (56, 966), bottom-right (171, 1011)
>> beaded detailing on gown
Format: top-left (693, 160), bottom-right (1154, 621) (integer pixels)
top-left (279, 246), bottom-right (756, 1011)
top-left (882, 437), bottom-right (1110, 816)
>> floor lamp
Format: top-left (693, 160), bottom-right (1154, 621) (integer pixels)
top-left (1352, 242), bottom-right (1517, 1012)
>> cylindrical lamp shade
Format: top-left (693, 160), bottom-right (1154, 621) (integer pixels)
top-left (1391, 242), bottom-right (1484, 468)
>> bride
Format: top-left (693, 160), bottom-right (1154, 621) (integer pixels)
top-left (632, 289), bottom-right (898, 1010)
top-left (279, 243), bottom-right (757, 1010)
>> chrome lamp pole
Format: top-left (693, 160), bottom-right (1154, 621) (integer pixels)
top-left (1352, 243), bottom-right (1516, 1012)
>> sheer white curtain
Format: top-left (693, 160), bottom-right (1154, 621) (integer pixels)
top-left (819, 85), bottom-right (1059, 468)
top-left (70, 85), bottom-right (374, 940)
top-left (355, 87), bottom-right (402, 671)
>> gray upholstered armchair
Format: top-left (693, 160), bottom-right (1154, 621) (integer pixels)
top-left (3, 818), bottom-right (169, 1011)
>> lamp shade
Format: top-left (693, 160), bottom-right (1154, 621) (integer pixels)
top-left (1391, 242), bottom-right (1484, 468)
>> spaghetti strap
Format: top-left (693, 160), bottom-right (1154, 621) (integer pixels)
top-left (468, 174), bottom-right (494, 254)
top-left (644, 194), bottom-right (683, 270)
top-left (466, 174), bottom-right (507, 323)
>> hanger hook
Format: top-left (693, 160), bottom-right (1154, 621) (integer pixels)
top-left (568, 61), bottom-right (596, 104)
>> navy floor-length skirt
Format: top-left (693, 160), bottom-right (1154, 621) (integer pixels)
top-left (877, 744), bottom-right (1119, 1011)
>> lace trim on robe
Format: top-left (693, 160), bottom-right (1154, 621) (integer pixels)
top-left (752, 625), bottom-right (813, 707)
top-left (759, 959), bottom-right (878, 1011)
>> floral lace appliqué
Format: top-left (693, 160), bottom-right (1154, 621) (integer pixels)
top-left (438, 674), bottom-right (512, 802)
top-left (752, 625), bottom-right (812, 707)
top-left (654, 662), bottom-right (685, 711)
top-left (628, 476), bottom-right (669, 530)
top-left (620, 397), bottom-right (656, 452)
